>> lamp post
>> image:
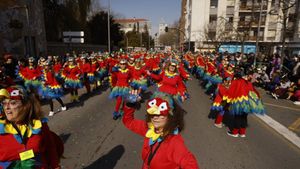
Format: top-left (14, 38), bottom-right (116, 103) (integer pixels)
top-left (10, 5), bottom-right (32, 57)
top-left (124, 34), bottom-right (128, 52)
top-left (188, 7), bottom-right (192, 51)
top-left (254, 0), bottom-right (264, 67)
top-left (107, 0), bottom-right (111, 53)
top-left (148, 21), bottom-right (151, 49)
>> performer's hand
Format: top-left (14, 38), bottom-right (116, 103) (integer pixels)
top-left (146, 70), bottom-right (151, 75)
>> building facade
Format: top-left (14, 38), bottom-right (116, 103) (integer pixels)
top-left (0, 0), bottom-right (47, 58)
top-left (181, 0), bottom-right (300, 54)
top-left (114, 18), bottom-right (151, 34)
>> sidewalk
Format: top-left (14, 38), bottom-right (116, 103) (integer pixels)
top-left (257, 88), bottom-right (300, 137)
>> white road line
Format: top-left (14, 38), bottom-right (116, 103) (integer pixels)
top-left (264, 102), bottom-right (300, 112)
top-left (255, 114), bottom-right (300, 149)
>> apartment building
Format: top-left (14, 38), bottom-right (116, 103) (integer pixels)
top-left (180, 0), bottom-right (300, 54)
top-left (114, 18), bottom-right (151, 34)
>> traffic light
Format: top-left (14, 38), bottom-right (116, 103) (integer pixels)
top-left (165, 26), bottom-right (168, 32)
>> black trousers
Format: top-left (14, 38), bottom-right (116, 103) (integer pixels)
top-left (229, 113), bottom-right (248, 130)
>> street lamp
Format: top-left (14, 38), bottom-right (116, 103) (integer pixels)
top-left (107, 0), bottom-right (111, 53)
top-left (188, 8), bottom-right (192, 51)
top-left (10, 5), bottom-right (32, 57)
top-left (254, 1), bottom-right (264, 67)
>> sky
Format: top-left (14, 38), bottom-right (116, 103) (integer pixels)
top-left (98, 0), bottom-right (181, 36)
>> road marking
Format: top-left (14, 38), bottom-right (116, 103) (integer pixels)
top-left (255, 114), bottom-right (300, 149)
top-left (289, 118), bottom-right (300, 132)
top-left (264, 102), bottom-right (300, 112)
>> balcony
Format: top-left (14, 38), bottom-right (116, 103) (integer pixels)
top-left (248, 36), bottom-right (263, 41)
top-left (208, 22), bottom-right (217, 31)
top-left (239, 5), bottom-right (268, 12)
top-left (238, 21), bottom-right (266, 27)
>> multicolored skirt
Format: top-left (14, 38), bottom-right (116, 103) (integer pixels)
top-left (130, 79), bottom-right (148, 91)
top-left (39, 84), bottom-right (64, 99)
top-left (64, 78), bottom-right (83, 89)
top-left (109, 86), bottom-right (130, 99)
top-left (195, 66), bottom-right (204, 78)
top-left (209, 74), bottom-right (223, 85)
top-left (87, 73), bottom-right (96, 83)
top-left (152, 67), bottom-right (161, 74)
top-left (24, 80), bottom-right (42, 91)
top-left (203, 72), bottom-right (212, 81)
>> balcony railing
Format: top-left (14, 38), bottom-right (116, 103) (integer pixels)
top-left (238, 21), bottom-right (266, 27)
top-left (248, 36), bottom-right (263, 41)
top-left (239, 5), bottom-right (268, 11)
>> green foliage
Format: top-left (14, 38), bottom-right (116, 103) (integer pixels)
top-left (86, 11), bottom-right (123, 46)
top-left (43, 0), bottom-right (123, 46)
top-left (43, 0), bottom-right (90, 41)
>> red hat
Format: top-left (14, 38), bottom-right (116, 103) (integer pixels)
top-left (147, 97), bottom-right (171, 116)
top-left (5, 85), bottom-right (27, 100)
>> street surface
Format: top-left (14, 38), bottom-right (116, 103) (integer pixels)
top-left (46, 78), bottom-right (300, 169)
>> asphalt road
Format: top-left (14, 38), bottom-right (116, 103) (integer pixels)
top-left (46, 78), bottom-right (300, 169)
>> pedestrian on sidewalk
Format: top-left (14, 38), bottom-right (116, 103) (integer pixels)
top-left (122, 95), bottom-right (199, 169)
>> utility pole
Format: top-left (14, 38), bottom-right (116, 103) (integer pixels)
top-left (254, 0), bottom-right (264, 67)
top-left (107, 0), bottom-right (111, 53)
top-left (188, 7), bottom-right (192, 51)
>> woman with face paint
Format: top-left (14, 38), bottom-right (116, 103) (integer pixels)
top-left (147, 59), bottom-right (187, 103)
top-left (122, 96), bottom-right (199, 169)
top-left (61, 57), bottom-right (83, 103)
top-left (18, 57), bottom-right (42, 94)
top-left (0, 85), bottom-right (63, 169)
top-left (109, 59), bottom-right (131, 120)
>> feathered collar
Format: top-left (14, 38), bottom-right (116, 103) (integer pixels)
top-left (165, 70), bottom-right (177, 78)
top-left (0, 117), bottom-right (48, 143)
top-left (68, 65), bottom-right (76, 69)
top-left (145, 123), bottom-right (179, 145)
top-left (128, 63), bottom-right (135, 67)
top-left (119, 68), bottom-right (129, 73)
top-left (134, 66), bottom-right (142, 70)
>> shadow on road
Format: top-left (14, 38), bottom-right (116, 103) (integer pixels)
top-left (59, 133), bottom-right (71, 144)
top-left (64, 83), bottom-right (110, 110)
top-left (84, 145), bottom-right (125, 169)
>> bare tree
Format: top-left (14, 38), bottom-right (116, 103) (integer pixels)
top-left (203, 17), bottom-right (232, 50)
top-left (158, 30), bottom-right (178, 48)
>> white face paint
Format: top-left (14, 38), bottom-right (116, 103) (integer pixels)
top-left (2, 99), bottom-right (22, 122)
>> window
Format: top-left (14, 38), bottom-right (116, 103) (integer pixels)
top-left (210, 0), bottom-right (218, 8)
top-left (129, 24), bottom-right (131, 27)
top-left (209, 15), bottom-right (217, 23)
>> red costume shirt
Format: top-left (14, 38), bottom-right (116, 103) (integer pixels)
top-left (122, 106), bottom-right (199, 169)
top-left (150, 71), bottom-right (186, 96)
